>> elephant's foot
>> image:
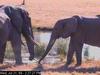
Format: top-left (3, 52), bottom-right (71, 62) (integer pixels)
top-left (75, 63), bottom-right (81, 67)
top-left (15, 56), bottom-right (23, 65)
top-left (29, 56), bottom-right (34, 61)
top-left (65, 62), bottom-right (72, 67)
top-left (0, 62), bottom-right (3, 64)
top-left (0, 58), bottom-right (4, 64)
top-left (15, 59), bottom-right (23, 65)
top-left (15, 62), bottom-right (23, 65)
top-left (75, 60), bottom-right (82, 67)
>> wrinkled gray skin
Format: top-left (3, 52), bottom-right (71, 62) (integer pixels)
top-left (0, 5), bottom-right (37, 64)
top-left (0, 11), bottom-right (14, 63)
top-left (39, 15), bottom-right (100, 66)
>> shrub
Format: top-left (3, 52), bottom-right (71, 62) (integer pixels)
top-left (34, 43), bottom-right (45, 58)
top-left (56, 39), bottom-right (68, 59)
top-left (5, 42), bottom-right (14, 59)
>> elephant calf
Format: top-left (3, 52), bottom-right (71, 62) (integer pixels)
top-left (39, 15), bottom-right (100, 66)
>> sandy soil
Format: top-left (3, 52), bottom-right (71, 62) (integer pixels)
top-left (0, 60), bottom-right (99, 75)
top-left (0, 0), bottom-right (100, 28)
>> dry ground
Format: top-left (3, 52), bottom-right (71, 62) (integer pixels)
top-left (0, 60), bottom-right (100, 75)
top-left (0, 0), bottom-right (100, 28)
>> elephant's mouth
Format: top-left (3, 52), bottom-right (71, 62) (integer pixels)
top-left (62, 33), bottom-right (70, 38)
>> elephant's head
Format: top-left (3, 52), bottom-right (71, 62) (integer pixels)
top-left (17, 8), bottom-right (40, 60)
top-left (38, 16), bottom-right (78, 63)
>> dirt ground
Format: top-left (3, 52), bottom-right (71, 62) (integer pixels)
top-left (0, 0), bottom-right (100, 28)
top-left (0, 60), bottom-right (100, 75)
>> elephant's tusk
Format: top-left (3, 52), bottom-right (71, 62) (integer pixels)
top-left (21, 41), bottom-right (26, 46)
top-left (32, 40), bottom-right (40, 47)
top-left (29, 36), bottom-right (40, 47)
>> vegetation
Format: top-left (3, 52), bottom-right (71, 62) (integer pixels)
top-left (83, 46), bottom-right (94, 61)
top-left (5, 42), bottom-right (45, 59)
top-left (5, 42), bottom-right (14, 59)
top-left (34, 43), bottom-right (45, 58)
top-left (56, 39), bottom-right (68, 60)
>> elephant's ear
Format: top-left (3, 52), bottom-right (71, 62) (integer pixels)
top-left (4, 6), bottom-right (23, 33)
top-left (62, 16), bottom-right (78, 34)
top-left (67, 15), bottom-right (80, 33)
top-left (18, 8), bottom-right (30, 25)
top-left (18, 8), bottom-right (33, 36)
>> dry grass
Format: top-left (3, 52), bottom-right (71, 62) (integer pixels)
top-left (0, 0), bottom-right (100, 28)
top-left (1, 60), bottom-right (99, 75)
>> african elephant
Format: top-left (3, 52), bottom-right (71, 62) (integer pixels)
top-left (39, 15), bottom-right (100, 66)
top-left (0, 11), bottom-right (13, 64)
top-left (0, 5), bottom-right (38, 64)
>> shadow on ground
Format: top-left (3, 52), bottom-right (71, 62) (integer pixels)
top-left (0, 64), bottom-right (12, 70)
top-left (33, 64), bottom-right (44, 71)
top-left (32, 64), bottom-right (100, 73)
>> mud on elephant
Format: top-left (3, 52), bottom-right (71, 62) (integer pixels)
top-left (39, 15), bottom-right (100, 66)
top-left (0, 5), bottom-right (39, 64)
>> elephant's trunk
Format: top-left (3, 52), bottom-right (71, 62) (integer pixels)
top-left (38, 37), bottom-right (56, 64)
top-left (29, 35), bottom-right (40, 46)
top-left (24, 34), bottom-right (40, 60)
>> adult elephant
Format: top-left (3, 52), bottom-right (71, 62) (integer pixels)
top-left (0, 11), bottom-right (13, 64)
top-left (0, 5), bottom-right (38, 64)
top-left (38, 15), bottom-right (100, 66)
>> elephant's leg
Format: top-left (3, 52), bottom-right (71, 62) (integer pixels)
top-left (66, 38), bottom-right (83, 66)
top-left (75, 45), bottom-right (83, 66)
top-left (66, 41), bottom-right (75, 66)
top-left (22, 31), bottom-right (34, 60)
top-left (10, 32), bottom-right (22, 65)
top-left (0, 43), bottom-right (6, 63)
top-left (26, 40), bottom-right (34, 60)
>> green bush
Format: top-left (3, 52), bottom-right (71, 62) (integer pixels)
top-left (5, 42), bottom-right (14, 59)
top-left (5, 41), bottom-right (45, 59)
top-left (34, 43), bottom-right (45, 58)
top-left (56, 39), bottom-right (68, 58)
